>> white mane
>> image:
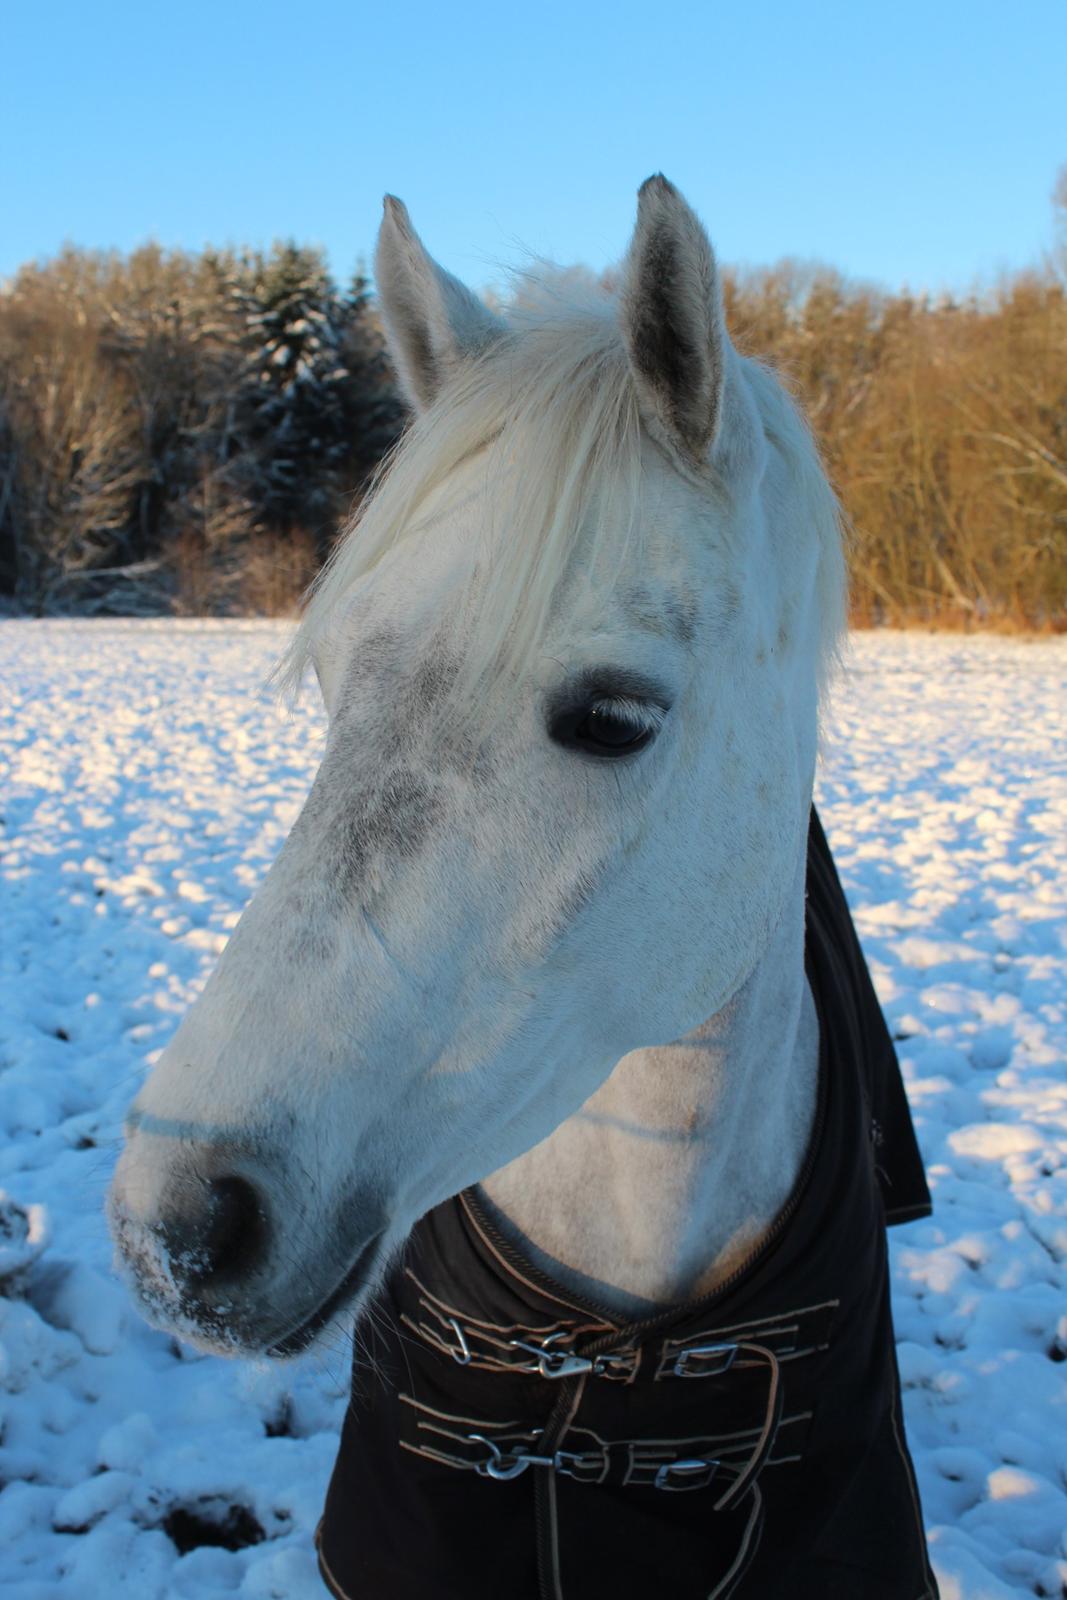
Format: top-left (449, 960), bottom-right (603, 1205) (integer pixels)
top-left (280, 271), bottom-right (846, 718)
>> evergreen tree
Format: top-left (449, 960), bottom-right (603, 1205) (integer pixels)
top-left (338, 265), bottom-right (407, 490)
top-left (240, 243), bottom-right (353, 536)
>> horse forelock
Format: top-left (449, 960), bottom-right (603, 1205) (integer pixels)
top-left (278, 269), bottom-right (845, 727)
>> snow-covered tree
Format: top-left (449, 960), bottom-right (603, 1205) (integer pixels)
top-left (337, 266), bottom-right (407, 491)
top-left (239, 244), bottom-right (353, 537)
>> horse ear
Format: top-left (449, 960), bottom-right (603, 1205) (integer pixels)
top-left (375, 195), bottom-right (504, 411)
top-left (619, 175), bottom-right (727, 465)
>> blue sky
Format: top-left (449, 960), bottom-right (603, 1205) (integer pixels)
top-left (3, 0), bottom-right (1064, 297)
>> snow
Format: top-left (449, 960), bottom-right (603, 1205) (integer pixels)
top-left (1, 620), bottom-right (1065, 1598)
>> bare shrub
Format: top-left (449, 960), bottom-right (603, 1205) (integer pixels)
top-left (725, 259), bottom-right (1067, 629)
top-left (238, 528), bottom-right (319, 616)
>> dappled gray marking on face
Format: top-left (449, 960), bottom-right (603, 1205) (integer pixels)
top-left (336, 766), bottom-right (443, 900)
top-left (291, 730), bottom-right (448, 904)
top-left (711, 581), bottom-right (742, 628)
top-left (292, 618), bottom-right (501, 911)
top-left (663, 592), bottom-right (699, 645)
top-left (620, 582), bottom-right (700, 645)
top-left (343, 624), bottom-right (404, 687)
top-left (332, 625), bottom-right (409, 757)
top-left (339, 626), bottom-right (464, 731)
top-left (408, 649), bottom-right (460, 711)
top-left (405, 645), bottom-right (499, 781)
top-left (338, 617), bottom-right (500, 791)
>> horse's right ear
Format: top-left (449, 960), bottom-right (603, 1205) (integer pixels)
top-left (375, 196), bottom-right (504, 411)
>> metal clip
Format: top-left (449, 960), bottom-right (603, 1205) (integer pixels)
top-left (672, 1341), bottom-right (738, 1379)
top-left (508, 1332), bottom-right (631, 1380)
top-left (469, 1434), bottom-right (546, 1480)
top-left (654, 1456), bottom-right (721, 1491)
top-left (447, 1317), bottom-right (472, 1365)
top-left (468, 1434), bottom-right (603, 1483)
top-left (508, 1332), bottom-right (593, 1379)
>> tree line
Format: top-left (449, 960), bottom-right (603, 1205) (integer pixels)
top-left (724, 253), bottom-right (1067, 627)
top-left (0, 242), bottom-right (404, 614)
top-left (1, 203), bottom-right (1064, 625)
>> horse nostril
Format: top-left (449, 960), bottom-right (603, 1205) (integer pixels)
top-left (162, 1174), bottom-right (269, 1290)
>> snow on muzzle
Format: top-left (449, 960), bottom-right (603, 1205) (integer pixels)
top-left (108, 1112), bottom-right (386, 1357)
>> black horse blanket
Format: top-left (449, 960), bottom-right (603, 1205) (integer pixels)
top-left (316, 810), bottom-right (939, 1599)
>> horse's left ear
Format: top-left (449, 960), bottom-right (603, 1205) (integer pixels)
top-left (375, 195), bottom-right (505, 411)
top-left (619, 175), bottom-right (727, 466)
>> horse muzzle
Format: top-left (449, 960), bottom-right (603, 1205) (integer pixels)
top-left (108, 1127), bottom-right (387, 1357)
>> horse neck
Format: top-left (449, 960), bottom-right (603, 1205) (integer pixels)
top-left (479, 831), bottom-right (819, 1316)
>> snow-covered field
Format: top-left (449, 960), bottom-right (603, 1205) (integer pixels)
top-left (1, 620), bottom-right (1065, 1600)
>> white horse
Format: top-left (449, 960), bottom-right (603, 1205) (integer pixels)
top-left (108, 179), bottom-right (945, 1600)
top-left (109, 176), bottom-right (847, 1346)
top-left (110, 177), bottom-right (845, 1352)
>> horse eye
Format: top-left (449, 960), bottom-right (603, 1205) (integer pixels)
top-left (574, 708), bottom-right (651, 752)
top-left (552, 700), bottom-right (662, 758)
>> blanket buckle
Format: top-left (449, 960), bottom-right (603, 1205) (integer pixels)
top-left (654, 1456), bottom-right (721, 1491)
top-left (672, 1341), bottom-right (738, 1379)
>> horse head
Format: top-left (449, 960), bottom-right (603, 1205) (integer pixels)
top-left (109, 177), bottom-right (844, 1355)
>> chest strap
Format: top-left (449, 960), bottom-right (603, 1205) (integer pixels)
top-left (401, 1339), bottom-right (784, 1500)
top-left (401, 1266), bottom-right (838, 1383)
top-left (396, 1269), bottom-right (838, 1599)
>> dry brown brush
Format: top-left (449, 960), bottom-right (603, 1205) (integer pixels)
top-left (724, 259), bottom-right (1067, 629)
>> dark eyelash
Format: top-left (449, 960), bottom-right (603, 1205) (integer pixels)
top-left (587, 695), bottom-right (667, 734)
